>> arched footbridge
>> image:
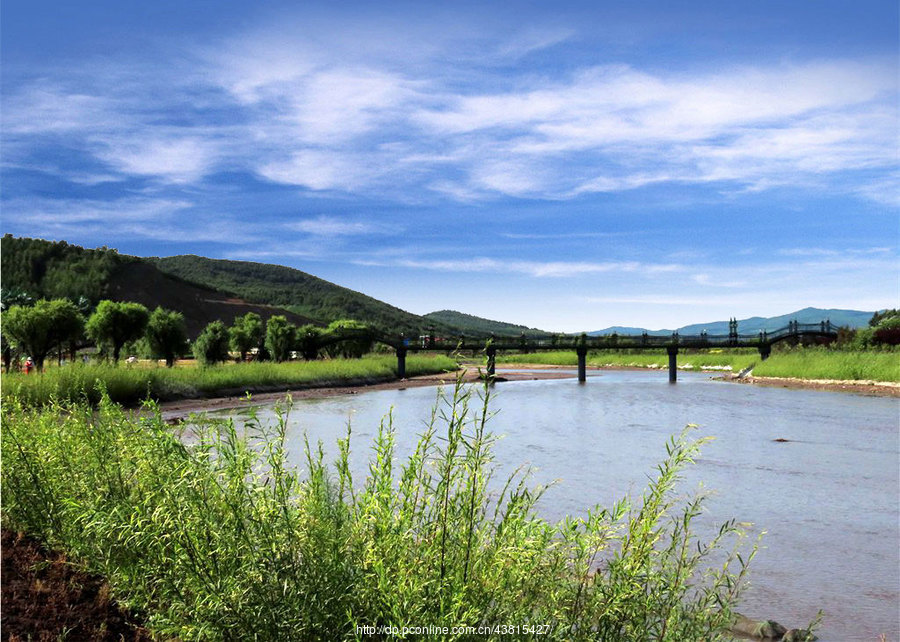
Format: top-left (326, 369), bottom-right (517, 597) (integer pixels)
top-left (320, 319), bottom-right (837, 383)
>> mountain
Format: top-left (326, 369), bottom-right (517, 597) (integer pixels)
top-left (152, 255), bottom-right (457, 336)
top-left (423, 310), bottom-right (547, 337)
top-left (1, 236), bottom-right (319, 338)
top-left (1, 237), bottom-right (458, 337)
top-left (1, 235), bottom-right (130, 302)
top-left (588, 307), bottom-right (877, 336)
top-left (586, 326), bottom-right (670, 337)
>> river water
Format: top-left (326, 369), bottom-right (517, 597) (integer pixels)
top-left (212, 370), bottom-right (899, 640)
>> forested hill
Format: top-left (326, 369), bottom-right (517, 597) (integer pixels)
top-left (1, 236), bottom-right (320, 337)
top-left (1, 237), bottom-right (460, 335)
top-left (1, 235), bottom-right (134, 302)
top-left (151, 255), bottom-right (457, 336)
top-left (423, 310), bottom-right (548, 336)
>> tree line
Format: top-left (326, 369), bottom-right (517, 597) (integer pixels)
top-left (1, 298), bottom-right (375, 373)
top-left (833, 309), bottom-right (900, 349)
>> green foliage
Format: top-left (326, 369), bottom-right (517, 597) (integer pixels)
top-left (872, 315), bottom-right (900, 346)
top-left (229, 312), bottom-right (264, 361)
top-left (1, 235), bottom-right (130, 303)
top-left (265, 315), bottom-right (296, 362)
top-left (2, 381), bottom-right (753, 641)
top-left (1, 355), bottom-right (457, 407)
top-left (146, 307), bottom-right (189, 367)
top-left (1, 287), bottom-right (34, 311)
top-left (193, 320), bottom-right (231, 366)
top-left (86, 300), bottom-right (149, 363)
top-left (325, 319), bottom-right (373, 358)
top-left (849, 326), bottom-right (876, 349)
top-left (869, 309), bottom-right (899, 327)
top-left (296, 324), bottom-right (325, 360)
top-left (2, 299), bottom-right (84, 370)
top-left (837, 316), bottom-right (900, 348)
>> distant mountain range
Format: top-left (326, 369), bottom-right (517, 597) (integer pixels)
top-left (587, 307), bottom-right (876, 336)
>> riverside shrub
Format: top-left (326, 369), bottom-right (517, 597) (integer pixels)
top-left (2, 379), bottom-right (756, 641)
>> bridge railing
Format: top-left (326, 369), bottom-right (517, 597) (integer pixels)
top-left (394, 320), bottom-right (834, 352)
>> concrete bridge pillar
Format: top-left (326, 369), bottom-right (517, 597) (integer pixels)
top-left (397, 346), bottom-right (407, 379)
top-left (486, 346), bottom-right (496, 377)
top-left (577, 346), bottom-right (588, 383)
top-left (667, 346), bottom-right (678, 383)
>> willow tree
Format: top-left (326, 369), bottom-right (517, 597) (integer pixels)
top-left (146, 307), bottom-right (188, 367)
top-left (229, 312), bottom-right (263, 361)
top-left (265, 315), bottom-right (296, 363)
top-left (85, 300), bottom-right (149, 363)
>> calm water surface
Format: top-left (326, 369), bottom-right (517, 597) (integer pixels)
top-left (213, 370), bottom-right (899, 641)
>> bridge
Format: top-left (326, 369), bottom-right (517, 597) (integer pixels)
top-left (319, 319), bottom-right (838, 383)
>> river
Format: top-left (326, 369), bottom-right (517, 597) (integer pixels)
top-left (211, 369), bottom-right (899, 640)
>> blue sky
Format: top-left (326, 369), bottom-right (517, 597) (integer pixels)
top-left (2, 0), bottom-right (897, 331)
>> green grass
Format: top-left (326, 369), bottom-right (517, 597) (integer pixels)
top-left (499, 348), bottom-right (900, 382)
top-left (1, 354), bottom-right (458, 406)
top-left (2, 381), bottom-right (756, 641)
top-left (753, 349), bottom-right (900, 382)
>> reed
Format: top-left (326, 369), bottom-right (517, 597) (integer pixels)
top-left (2, 379), bottom-right (755, 641)
top-left (1, 354), bottom-right (458, 406)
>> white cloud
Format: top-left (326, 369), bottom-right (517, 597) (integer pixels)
top-left (287, 216), bottom-right (377, 236)
top-left (391, 257), bottom-right (685, 278)
top-left (258, 150), bottom-right (384, 190)
top-left (1, 196), bottom-right (250, 244)
top-left (2, 19), bottom-right (896, 204)
top-left (95, 136), bottom-right (221, 183)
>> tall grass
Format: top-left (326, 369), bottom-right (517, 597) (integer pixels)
top-left (753, 349), bottom-right (899, 382)
top-left (1, 354), bottom-right (458, 406)
top-left (2, 380), bottom-right (755, 641)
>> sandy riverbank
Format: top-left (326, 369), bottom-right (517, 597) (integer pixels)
top-left (158, 366), bottom-right (575, 420)
top-left (723, 373), bottom-right (900, 397)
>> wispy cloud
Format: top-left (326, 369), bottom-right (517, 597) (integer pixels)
top-left (1, 196), bottom-right (251, 244)
top-left (286, 216), bottom-right (380, 237)
top-left (3, 19), bottom-right (895, 205)
top-left (376, 257), bottom-right (685, 278)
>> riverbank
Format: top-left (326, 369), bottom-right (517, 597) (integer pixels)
top-left (158, 366), bottom-right (575, 420)
top-left (725, 373), bottom-right (900, 397)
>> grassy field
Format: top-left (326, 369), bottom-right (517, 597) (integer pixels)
top-left (499, 349), bottom-right (899, 382)
top-left (752, 350), bottom-right (899, 382)
top-left (1, 354), bottom-right (458, 406)
top-left (1, 381), bottom-right (755, 640)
